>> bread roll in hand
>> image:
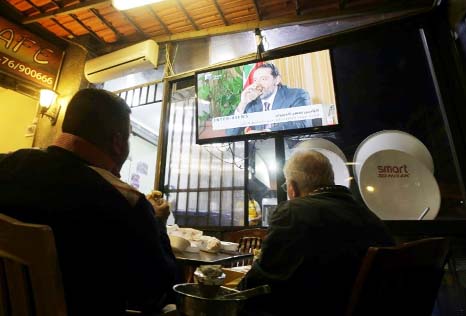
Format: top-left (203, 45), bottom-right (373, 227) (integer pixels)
top-left (147, 190), bottom-right (163, 201)
top-left (147, 190), bottom-right (170, 223)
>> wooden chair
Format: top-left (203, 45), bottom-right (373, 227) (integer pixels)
top-left (0, 213), bottom-right (67, 316)
top-left (345, 237), bottom-right (450, 316)
top-left (223, 229), bottom-right (268, 266)
top-left (0, 214), bottom-right (176, 316)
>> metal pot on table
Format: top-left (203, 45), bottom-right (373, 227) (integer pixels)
top-left (173, 283), bottom-right (271, 316)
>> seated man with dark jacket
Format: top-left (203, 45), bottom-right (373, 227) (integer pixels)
top-left (0, 89), bottom-right (179, 315)
top-left (239, 150), bottom-right (394, 316)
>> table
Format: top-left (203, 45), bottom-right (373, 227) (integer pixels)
top-left (174, 250), bottom-right (253, 282)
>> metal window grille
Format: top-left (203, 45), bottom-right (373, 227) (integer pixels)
top-left (114, 81), bottom-right (163, 145)
top-left (115, 81), bottom-right (163, 108)
top-left (164, 85), bottom-right (245, 227)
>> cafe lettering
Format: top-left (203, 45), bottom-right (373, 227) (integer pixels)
top-left (0, 16), bottom-right (64, 89)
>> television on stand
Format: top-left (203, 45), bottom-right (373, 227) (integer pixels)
top-left (195, 49), bottom-right (341, 144)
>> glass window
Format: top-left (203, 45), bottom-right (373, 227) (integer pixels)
top-left (247, 139), bottom-right (278, 227)
top-left (110, 80), bottom-right (163, 195)
top-left (164, 82), bottom-right (246, 227)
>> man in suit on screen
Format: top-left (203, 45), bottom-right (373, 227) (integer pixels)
top-left (226, 62), bottom-right (319, 136)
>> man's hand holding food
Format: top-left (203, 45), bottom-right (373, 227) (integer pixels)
top-left (147, 190), bottom-right (170, 224)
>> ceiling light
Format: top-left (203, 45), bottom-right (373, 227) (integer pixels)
top-left (112, 0), bottom-right (165, 10)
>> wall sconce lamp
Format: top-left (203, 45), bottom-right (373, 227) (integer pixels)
top-left (39, 89), bottom-right (60, 125)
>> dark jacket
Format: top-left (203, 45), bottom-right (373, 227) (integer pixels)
top-left (0, 147), bottom-right (178, 316)
top-left (240, 186), bottom-right (394, 316)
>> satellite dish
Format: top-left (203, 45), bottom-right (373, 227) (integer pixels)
top-left (358, 150), bottom-right (440, 220)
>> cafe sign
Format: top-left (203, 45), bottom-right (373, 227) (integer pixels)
top-left (0, 16), bottom-right (64, 89)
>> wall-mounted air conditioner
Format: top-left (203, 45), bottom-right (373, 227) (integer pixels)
top-left (84, 40), bottom-right (159, 83)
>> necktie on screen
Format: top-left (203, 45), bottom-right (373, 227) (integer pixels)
top-left (264, 102), bottom-right (272, 129)
top-left (264, 102), bottom-right (271, 111)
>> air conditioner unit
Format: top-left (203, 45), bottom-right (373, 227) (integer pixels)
top-left (84, 40), bottom-right (159, 83)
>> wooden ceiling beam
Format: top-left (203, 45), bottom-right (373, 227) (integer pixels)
top-left (22, 0), bottom-right (111, 24)
top-left (251, 0), bottom-right (262, 21)
top-left (50, 0), bottom-right (63, 9)
top-left (90, 8), bottom-right (123, 39)
top-left (120, 11), bottom-right (146, 37)
top-left (69, 13), bottom-right (106, 44)
top-left (212, 0), bottom-right (229, 26)
top-left (152, 5), bottom-right (431, 43)
top-left (175, 0), bottom-right (199, 31)
top-left (50, 17), bottom-right (96, 52)
top-left (295, 0), bottom-right (301, 15)
top-left (147, 6), bottom-right (171, 34)
top-left (24, 0), bottom-right (43, 13)
top-left (0, 1), bottom-right (25, 22)
top-left (51, 17), bottom-right (77, 37)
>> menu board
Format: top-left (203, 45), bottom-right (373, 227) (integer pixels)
top-left (0, 16), bottom-right (64, 89)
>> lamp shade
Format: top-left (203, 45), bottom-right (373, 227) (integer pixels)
top-left (39, 89), bottom-right (57, 108)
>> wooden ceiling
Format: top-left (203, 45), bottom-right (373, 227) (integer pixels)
top-left (2, 0), bottom-right (435, 56)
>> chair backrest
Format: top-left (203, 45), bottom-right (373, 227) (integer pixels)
top-left (345, 237), bottom-right (450, 316)
top-left (0, 213), bottom-right (67, 316)
top-left (222, 228), bottom-right (268, 244)
top-left (223, 229), bottom-right (267, 266)
top-left (238, 237), bottom-right (263, 255)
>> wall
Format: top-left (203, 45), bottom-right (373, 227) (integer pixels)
top-left (120, 134), bottom-right (157, 195)
top-left (33, 43), bottom-right (88, 148)
top-left (173, 33), bottom-right (256, 74)
top-left (0, 88), bottom-right (36, 152)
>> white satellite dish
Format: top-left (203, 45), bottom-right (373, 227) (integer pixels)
top-left (293, 138), bottom-right (350, 188)
top-left (353, 130), bottom-right (434, 183)
top-left (358, 150), bottom-right (440, 220)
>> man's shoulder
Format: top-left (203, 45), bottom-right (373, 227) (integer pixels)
top-left (271, 197), bottom-right (323, 224)
top-left (90, 166), bottom-right (142, 207)
top-left (2, 147), bottom-right (44, 157)
top-left (279, 85), bottom-right (308, 96)
top-left (0, 148), bottom-right (49, 168)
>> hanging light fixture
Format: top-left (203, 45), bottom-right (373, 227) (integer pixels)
top-left (112, 0), bottom-right (166, 10)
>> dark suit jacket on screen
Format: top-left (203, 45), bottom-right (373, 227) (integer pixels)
top-left (226, 84), bottom-right (316, 136)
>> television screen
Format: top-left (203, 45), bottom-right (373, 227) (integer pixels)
top-left (196, 49), bottom-right (339, 144)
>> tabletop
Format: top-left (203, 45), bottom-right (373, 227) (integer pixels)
top-left (174, 250), bottom-right (253, 265)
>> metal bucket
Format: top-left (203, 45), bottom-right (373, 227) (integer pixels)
top-left (173, 283), bottom-right (245, 316)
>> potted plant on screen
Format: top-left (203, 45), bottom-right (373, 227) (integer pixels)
top-left (197, 66), bottom-right (243, 131)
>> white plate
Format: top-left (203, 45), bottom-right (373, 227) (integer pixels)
top-left (358, 150), bottom-right (440, 220)
top-left (353, 130), bottom-right (434, 183)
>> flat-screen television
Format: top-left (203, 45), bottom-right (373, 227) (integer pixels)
top-left (196, 49), bottom-right (340, 144)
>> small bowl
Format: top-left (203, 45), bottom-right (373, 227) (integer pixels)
top-left (169, 235), bottom-right (190, 252)
top-left (220, 241), bottom-right (239, 252)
